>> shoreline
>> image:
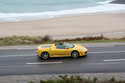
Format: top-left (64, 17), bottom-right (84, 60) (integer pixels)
top-left (0, 13), bottom-right (125, 39)
top-left (1, 0), bottom-right (125, 22)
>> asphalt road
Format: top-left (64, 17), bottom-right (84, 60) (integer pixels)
top-left (0, 43), bottom-right (125, 76)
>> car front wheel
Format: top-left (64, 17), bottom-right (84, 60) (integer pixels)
top-left (71, 51), bottom-right (79, 59)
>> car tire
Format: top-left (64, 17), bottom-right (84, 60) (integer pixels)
top-left (71, 51), bottom-right (79, 59)
top-left (41, 52), bottom-right (49, 60)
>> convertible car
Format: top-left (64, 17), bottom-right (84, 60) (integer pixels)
top-left (36, 42), bottom-right (88, 60)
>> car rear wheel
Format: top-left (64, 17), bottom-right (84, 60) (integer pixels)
top-left (41, 52), bottom-right (49, 60)
top-left (71, 51), bottom-right (79, 59)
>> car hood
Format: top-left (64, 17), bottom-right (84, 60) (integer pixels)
top-left (73, 44), bottom-right (87, 50)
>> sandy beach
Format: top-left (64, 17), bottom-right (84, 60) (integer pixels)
top-left (0, 13), bottom-right (125, 39)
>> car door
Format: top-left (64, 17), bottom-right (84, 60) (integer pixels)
top-left (52, 44), bottom-right (70, 57)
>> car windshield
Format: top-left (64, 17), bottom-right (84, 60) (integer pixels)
top-left (64, 43), bottom-right (74, 48)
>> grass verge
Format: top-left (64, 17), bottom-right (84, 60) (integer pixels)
top-left (0, 35), bottom-right (125, 46)
top-left (30, 74), bottom-right (125, 83)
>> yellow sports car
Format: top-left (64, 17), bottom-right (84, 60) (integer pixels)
top-left (36, 42), bottom-right (88, 60)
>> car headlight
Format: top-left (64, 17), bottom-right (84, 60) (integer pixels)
top-left (79, 49), bottom-right (84, 51)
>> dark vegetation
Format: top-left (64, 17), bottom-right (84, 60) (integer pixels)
top-left (30, 74), bottom-right (125, 83)
top-left (54, 34), bottom-right (108, 42)
top-left (0, 35), bottom-right (125, 46)
top-left (0, 35), bottom-right (51, 46)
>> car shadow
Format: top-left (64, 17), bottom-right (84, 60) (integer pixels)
top-left (37, 55), bottom-right (88, 62)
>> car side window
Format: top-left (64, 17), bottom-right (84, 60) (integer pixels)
top-left (56, 44), bottom-right (65, 49)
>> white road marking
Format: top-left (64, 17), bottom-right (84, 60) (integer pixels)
top-left (0, 54), bottom-right (34, 57)
top-left (89, 51), bottom-right (125, 54)
top-left (85, 45), bottom-right (115, 47)
top-left (17, 48), bottom-right (35, 50)
top-left (26, 62), bottom-right (63, 65)
top-left (0, 51), bottom-right (124, 58)
top-left (0, 48), bottom-right (36, 50)
top-left (0, 65), bottom-right (36, 68)
top-left (104, 59), bottom-right (125, 62)
top-left (0, 50), bottom-right (124, 58)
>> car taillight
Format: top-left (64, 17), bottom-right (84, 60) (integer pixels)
top-left (37, 48), bottom-right (39, 51)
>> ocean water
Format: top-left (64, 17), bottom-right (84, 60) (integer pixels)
top-left (0, 0), bottom-right (125, 22)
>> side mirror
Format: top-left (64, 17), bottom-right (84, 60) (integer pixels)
top-left (65, 47), bottom-right (69, 49)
